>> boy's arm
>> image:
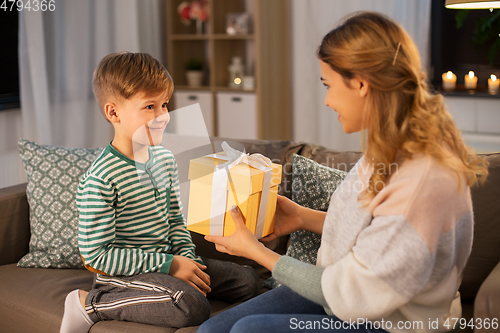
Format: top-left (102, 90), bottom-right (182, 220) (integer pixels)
top-left (167, 158), bottom-right (204, 265)
top-left (77, 175), bottom-right (174, 276)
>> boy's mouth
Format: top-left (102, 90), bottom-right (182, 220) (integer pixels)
top-left (149, 123), bottom-right (166, 131)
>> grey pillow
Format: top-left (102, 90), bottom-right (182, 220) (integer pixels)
top-left (17, 139), bottom-right (102, 268)
top-left (264, 154), bottom-right (347, 288)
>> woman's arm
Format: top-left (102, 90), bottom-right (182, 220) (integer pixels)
top-left (260, 195), bottom-right (327, 242)
top-left (300, 205), bottom-right (327, 234)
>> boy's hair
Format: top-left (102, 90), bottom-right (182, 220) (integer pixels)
top-left (92, 52), bottom-right (174, 122)
top-left (317, 12), bottom-right (488, 203)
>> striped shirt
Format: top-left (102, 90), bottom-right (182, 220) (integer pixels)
top-left (77, 142), bottom-right (202, 276)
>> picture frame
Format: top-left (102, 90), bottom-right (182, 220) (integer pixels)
top-left (226, 13), bottom-right (251, 35)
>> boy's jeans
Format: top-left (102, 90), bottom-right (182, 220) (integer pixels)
top-left (85, 257), bottom-right (260, 328)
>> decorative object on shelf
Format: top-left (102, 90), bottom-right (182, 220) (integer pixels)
top-left (442, 71), bottom-right (457, 90)
top-left (453, 7), bottom-right (500, 65)
top-left (464, 71), bottom-right (478, 89)
top-left (243, 76), bottom-right (255, 91)
top-left (226, 13), bottom-right (251, 35)
top-left (228, 56), bottom-right (244, 89)
top-left (178, 0), bottom-right (210, 34)
top-left (488, 74), bottom-right (500, 93)
top-left (185, 58), bottom-right (204, 87)
top-left (446, 0), bottom-right (500, 9)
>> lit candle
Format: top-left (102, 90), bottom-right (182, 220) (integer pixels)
top-left (464, 71), bottom-right (478, 89)
top-left (488, 74), bottom-right (499, 94)
top-left (442, 71), bottom-right (457, 91)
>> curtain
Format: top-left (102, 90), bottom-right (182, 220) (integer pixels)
top-left (18, 0), bottom-right (164, 148)
top-left (291, 0), bottom-right (431, 151)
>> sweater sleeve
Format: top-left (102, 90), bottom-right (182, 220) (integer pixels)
top-left (272, 256), bottom-right (329, 308)
top-left (77, 175), bottom-right (174, 276)
top-left (166, 157), bottom-right (204, 265)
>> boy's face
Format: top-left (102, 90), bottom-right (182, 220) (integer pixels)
top-left (113, 91), bottom-right (170, 147)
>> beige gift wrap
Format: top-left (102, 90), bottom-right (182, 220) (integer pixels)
top-left (186, 142), bottom-right (282, 237)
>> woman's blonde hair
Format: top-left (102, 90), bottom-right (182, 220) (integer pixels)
top-left (317, 12), bottom-right (488, 202)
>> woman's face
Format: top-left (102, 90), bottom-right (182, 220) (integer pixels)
top-left (319, 60), bottom-right (368, 134)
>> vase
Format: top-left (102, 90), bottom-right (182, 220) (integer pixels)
top-left (196, 19), bottom-right (204, 34)
top-left (186, 70), bottom-right (203, 87)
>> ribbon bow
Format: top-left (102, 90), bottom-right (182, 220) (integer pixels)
top-left (208, 141), bottom-right (273, 237)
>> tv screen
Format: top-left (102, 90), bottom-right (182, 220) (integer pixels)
top-left (0, 11), bottom-right (20, 110)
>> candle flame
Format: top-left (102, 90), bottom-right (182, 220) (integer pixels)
top-left (447, 71), bottom-right (453, 79)
top-left (468, 71), bottom-right (475, 79)
top-left (492, 74), bottom-right (497, 82)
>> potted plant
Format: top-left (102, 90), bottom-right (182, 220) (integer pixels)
top-left (185, 58), bottom-right (204, 87)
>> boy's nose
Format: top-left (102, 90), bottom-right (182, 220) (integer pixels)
top-left (155, 112), bottom-right (169, 123)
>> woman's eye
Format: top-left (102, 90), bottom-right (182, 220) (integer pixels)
top-left (323, 83), bottom-right (329, 89)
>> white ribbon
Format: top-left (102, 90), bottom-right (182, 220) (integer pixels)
top-left (207, 142), bottom-right (273, 237)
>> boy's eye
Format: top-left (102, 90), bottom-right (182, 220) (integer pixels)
top-left (145, 105), bottom-right (154, 110)
top-left (162, 103), bottom-right (168, 108)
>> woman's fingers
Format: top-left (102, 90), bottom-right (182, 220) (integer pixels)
top-left (260, 233), bottom-right (277, 243)
top-left (229, 205), bottom-right (246, 230)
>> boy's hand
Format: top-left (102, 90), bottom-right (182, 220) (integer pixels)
top-left (169, 256), bottom-right (211, 296)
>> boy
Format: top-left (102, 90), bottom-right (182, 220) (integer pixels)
top-left (60, 52), bottom-right (260, 333)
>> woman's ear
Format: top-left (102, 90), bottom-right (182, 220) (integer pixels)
top-left (104, 103), bottom-right (119, 123)
top-left (357, 78), bottom-right (369, 98)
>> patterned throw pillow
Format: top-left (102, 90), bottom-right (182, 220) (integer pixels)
top-left (263, 154), bottom-right (348, 288)
top-left (17, 139), bottom-right (103, 268)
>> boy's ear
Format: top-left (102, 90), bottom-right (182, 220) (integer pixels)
top-left (104, 103), bottom-right (119, 123)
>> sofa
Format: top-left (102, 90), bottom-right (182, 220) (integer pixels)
top-left (0, 138), bottom-right (499, 333)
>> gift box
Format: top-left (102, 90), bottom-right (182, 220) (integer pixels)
top-left (186, 143), bottom-right (282, 237)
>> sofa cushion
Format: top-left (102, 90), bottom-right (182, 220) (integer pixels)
top-left (17, 139), bottom-right (103, 268)
top-left (264, 154), bottom-right (347, 288)
top-left (460, 153), bottom-right (500, 301)
top-left (0, 264), bottom-right (233, 333)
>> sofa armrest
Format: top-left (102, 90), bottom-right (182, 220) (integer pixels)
top-left (0, 183), bottom-right (30, 265)
top-left (474, 260), bottom-right (500, 333)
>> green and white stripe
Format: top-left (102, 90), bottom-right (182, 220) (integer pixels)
top-left (77, 143), bottom-right (202, 276)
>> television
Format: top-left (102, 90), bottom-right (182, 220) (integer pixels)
top-left (0, 11), bottom-right (20, 110)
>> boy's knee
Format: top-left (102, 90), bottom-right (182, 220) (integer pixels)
top-left (175, 290), bottom-right (211, 327)
top-left (236, 265), bottom-right (261, 301)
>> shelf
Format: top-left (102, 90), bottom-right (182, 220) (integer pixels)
top-left (174, 85), bottom-right (212, 92)
top-left (215, 87), bottom-right (255, 93)
top-left (437, 84), bottom-right (500, 99)
top-left (212, 34), bottom-right (254, 40)
top-left (170, 34), bottom-right (210, 40)
top-left (165, 0), bottom-right (292, 140)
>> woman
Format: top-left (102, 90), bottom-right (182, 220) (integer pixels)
top-left (199, 12), bottom-right (488, 333)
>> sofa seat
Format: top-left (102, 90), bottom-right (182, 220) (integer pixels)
top-left (0, 264), bottom-right (235, 333)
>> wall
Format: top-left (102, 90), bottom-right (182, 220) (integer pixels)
top-left (0, 108), bottom-right (27, 188)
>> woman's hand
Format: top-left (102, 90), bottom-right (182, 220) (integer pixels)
top-left (169, 256), bottom-right (211, 296)
top-left (260, 195), bottom-right (304, 242)
top-left (205, 205), bottom-right (281, 271)
top-left (205, 206), bottom-right (264, 259)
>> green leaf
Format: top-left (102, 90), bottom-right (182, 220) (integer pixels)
top-left (488, 37), bottom-right (500, 65)
top-left (455, 10), bottom-right (469, 30)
